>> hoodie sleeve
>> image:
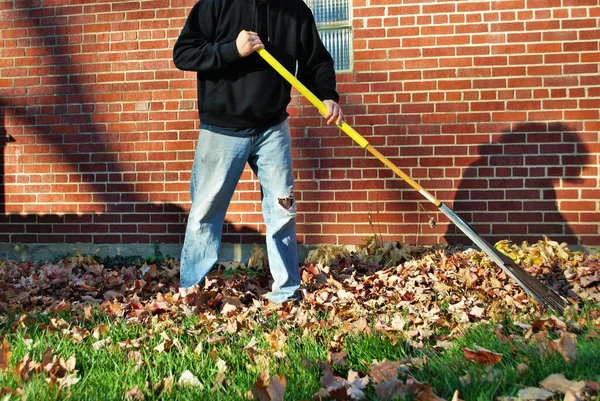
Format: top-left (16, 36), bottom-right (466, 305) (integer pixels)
top-left (173, 0), bottom-right (241, 72)
top-left (296, 2), bottom-right (339, 102)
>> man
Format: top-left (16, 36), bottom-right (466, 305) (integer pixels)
top-left (173, 0), bottom-right (343, 303)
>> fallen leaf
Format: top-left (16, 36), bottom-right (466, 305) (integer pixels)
top-left (551, 332), bottom-right (577, 364)
top-left (517, 363), bottom-right (529, 376)
top-left (329, 351), bottom-right (348, 366)
top-left (214, 358), bottom-right (227, 388)
top-left (251, 370), bottom-right (286, 401)
top-left (0, 339), bottom-right (11, 372)
top-left (463, 346), bottom-right (502, 365)
top-left (515, 387), bottom-right (554, 400)
top-left (540, 373), bottom-right (586, 398)
top-left (370, 360), bottom-right (402, 384)
top-left (92, 324), bottom-right (109, 340)
top-left (92, 337), bottom-right (112, 350)
top-left (178, 370), bottom-right (204, 389)
top-left (347, 370), bottom-right (369, 400)
top-left (125, 385), bottom-right (144, 401)
top-left (153, 376), bottom-right (174, 395)
top-left (375, 378), bottom-right (409, 401)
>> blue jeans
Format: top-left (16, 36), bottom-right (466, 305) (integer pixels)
top-left (180, 119), bottom-right (300, 303)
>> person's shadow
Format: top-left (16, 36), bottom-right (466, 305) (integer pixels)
top-left (445, 122), bottom-right (592, 247)
top-left (0, 107), bottom-right (15, 216)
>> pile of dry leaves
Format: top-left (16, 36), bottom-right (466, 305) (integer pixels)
top-left (1, 237), bottom-right (599, 400)
top-left (1, 237), bottom-right (599, 339)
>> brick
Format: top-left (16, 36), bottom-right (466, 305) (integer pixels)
top-left (1, 1), bottom-right (598, 248)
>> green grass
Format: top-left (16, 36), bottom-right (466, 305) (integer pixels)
top-left (1, 306), bottom-right (599, 401)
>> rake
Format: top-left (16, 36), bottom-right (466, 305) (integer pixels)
top-left (254, 43), bottom-right (567, 314)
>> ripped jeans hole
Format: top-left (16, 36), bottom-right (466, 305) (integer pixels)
top-left (278, 198), bottom-right (294, 210)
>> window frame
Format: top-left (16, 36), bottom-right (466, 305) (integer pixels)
top-left (305, 0), bottom-right (353, 72)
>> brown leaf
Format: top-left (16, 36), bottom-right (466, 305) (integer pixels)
top-left (52, 373), bottom-right (80, 390)
top-left (154, 376), bottom-right (174, 395)
top-left (0, 338), bottom-right (11, 372)
top-left (463, 346), bottom-right (502, 365)
top-left (369, 360), bottom-right (402, 384)
top-left (530, 316), bottom-right (568, 334)
top-left (328, 351), bottom-right (348, 366)
top-left (375, 379), bottom-right (410, 401)
top-left (517, 363), bottom-right (529, 376)
top-left (266, 328), bottom-right (287, 358)
top-left (92, 324), bottom-right (110, 340)
top-left (125, 385), bottom-right (144, 401)
top-left (318, 363), bottom-right (348, 401)
top-left (251, 370), bottom-right (286, 401)
top-left (540, 373), bottom-right (586, 397)
top-left (214, 358), bottom-right (227, 388)
top-left (346, 370), bottom-right (368, 400)
top-left (550, 332), bottom-right (577, 364)
top-left (14, 353), bottom-right (40, 381)
top-left (92, 337), bottom-right (112, 350)
top-left (406, 376), bottom-right (446, 401)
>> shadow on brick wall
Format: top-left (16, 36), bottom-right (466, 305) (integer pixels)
top-left (0, 3), bottom-right (265, 250)
top-left (1, 108), bottom-right (15, 215)
top-left (445, 122), bottom-right (592, 247)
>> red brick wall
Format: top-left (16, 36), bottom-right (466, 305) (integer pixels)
top-left (0, 0), bottom-right (598, 248)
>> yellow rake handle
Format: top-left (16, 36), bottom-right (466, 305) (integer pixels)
top-left (251, 36), bottom-right (441, 207)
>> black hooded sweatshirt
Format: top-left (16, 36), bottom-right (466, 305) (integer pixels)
top-left (173, 0), bottom-right (339, 131)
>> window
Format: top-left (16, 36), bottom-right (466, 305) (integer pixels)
top-left (305, 0), bottom-right (352, 71)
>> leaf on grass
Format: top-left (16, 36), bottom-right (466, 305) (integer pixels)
top-left (244, 337), bottom-right (258, 351)
top-left (50, 373), bottom-right (80, 390)
top-left (463, 346), bottom-right (502, 365)
top-left (13, 353), bottom-right (40, 381)
top-left (153, 376), bottom-right (174, 396)
top-left (92, 337), bottom-right (112, 350)
top-left (375, 378), bottom-right (410, 401)
top-left (266, 328), bottom-right (287, 358)
top-left (469, 306), bottom-right (485, 318)
top-left (125, 385), bottom-right (144, 401)
top-left (530, 316), bottom-right (568, 334)
top-left (92, 324), bottom-right (109, 340)
top-left (517, 363), bottom-right (529, 376)
top-left (154, 332), bottom-right (174, 354)
top-left (251, 370), bottom-right (286, 401)
top-left (515, 387), bottom-right (554, 401)
top-left (316, 363), bottom-right (348, 401)
top-left (405, 376), bottom-right (446, 401)
top-left (42, 351), bottom-right (80, 389)
top-left (370, 360), bottom-right (402, 384)
top-left (328, 351), bottom-right (348, 366)
top-left (214, 358), bottom-right (227, 388)
top-left (347, 370), bottom-right (369, 400)
top-left (458, 372), bottom-right (471, 386)
top-left (178, 370), bottom-right (204, 389)
top-left (0, 339), bottom-right (11, 372)
top-left (540, 374), bottom-right (586, 398)
top-left (551, 332), bottom-right (577, 364)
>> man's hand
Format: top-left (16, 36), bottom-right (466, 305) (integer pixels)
top-left (323, 99), bottom-right (344, 125)
top-left (236, 30), bottom-right (264, 57)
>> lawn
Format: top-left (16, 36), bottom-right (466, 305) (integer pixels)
top-left (1, 237), bottom-right (599, 401)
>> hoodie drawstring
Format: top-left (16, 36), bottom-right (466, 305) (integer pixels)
top-left (267, 3), bottom-right (271, 44)
top-left (250, 0), bottom-right (270, 44)
top-left (250, 0), bottom-right (256, 33)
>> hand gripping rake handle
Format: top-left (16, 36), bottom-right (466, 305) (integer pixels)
top-left (255, 46), bottom-right (441, 208)
top-left (253, 41), bottom-right (567, 313)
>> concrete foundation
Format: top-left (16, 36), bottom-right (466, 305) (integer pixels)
top-left (0, 242), bottom-right (318, 263)
top-left (0, 242), bottom-right (596, 263)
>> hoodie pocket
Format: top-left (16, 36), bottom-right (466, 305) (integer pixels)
top-left (204, 79), bottom-right (227, 114)
top-left (202, 67), bottom-right (290, 120)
